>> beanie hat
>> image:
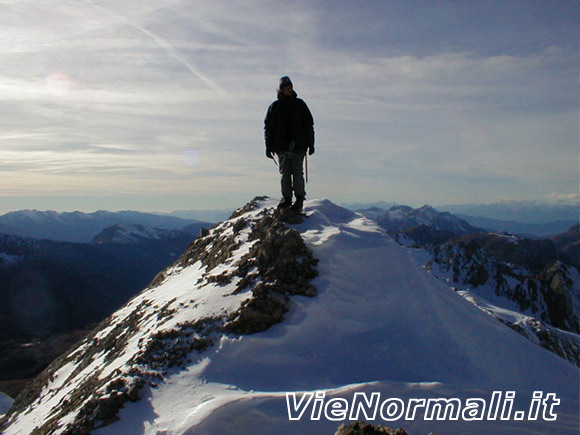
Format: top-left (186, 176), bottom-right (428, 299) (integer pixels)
top-left (279, 76), bottom-right (293, 90)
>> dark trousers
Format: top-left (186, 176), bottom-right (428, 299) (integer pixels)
top-left (278, 152), bottom-right (306, 199)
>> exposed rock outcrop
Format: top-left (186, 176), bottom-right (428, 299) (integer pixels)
top-left (336, 421), bottom-right (410, 435)
top-left (0, 197), bottom-right (318, 434)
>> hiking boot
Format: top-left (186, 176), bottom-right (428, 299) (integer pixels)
top-left (290, 196), bottom-right (304, 212)
top-left (278, 197), bottom-right (292, 208)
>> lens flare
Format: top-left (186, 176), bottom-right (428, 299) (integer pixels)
top-left (45, 72), bottom-right (72, 96)
top-left (183, 149), bottom-right (200, 167)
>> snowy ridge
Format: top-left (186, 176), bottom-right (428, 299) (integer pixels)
top-left (1, 198), bottom-right (578, 434)
top-left (0, 197), bottom-right (318, 434)
top-left (405, 234), bottom-right (580, 365)
top-left (369, 205), bottom-right (580, 363)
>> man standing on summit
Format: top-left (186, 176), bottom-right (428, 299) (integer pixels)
top-left (264, 76), bottom-right (315, 212)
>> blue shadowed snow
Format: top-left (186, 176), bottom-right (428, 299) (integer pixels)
top-left (84, 199), bottom-right (580, 434)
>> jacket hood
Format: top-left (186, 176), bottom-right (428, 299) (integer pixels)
top-left (277, 90), bottom-right (298, 100)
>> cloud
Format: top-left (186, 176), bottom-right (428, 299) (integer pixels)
top-left (84, 0), bottom-right (228, 96)
top-left (0, 0), bottom-right (576, 211)
top-left (545, 193), bottom-right (580, 205)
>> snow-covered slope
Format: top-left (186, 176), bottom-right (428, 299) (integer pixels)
top-left (2, 198), bottom-right (578, 434)
top-left (363, 205), bottom-right (579, 363)
top-left (456, 289), bottom-right (580, 365)
top-left (424, 239), bottom-right (580, 333)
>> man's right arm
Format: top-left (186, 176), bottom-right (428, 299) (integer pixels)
top-left (264, 103), bottom-right (275, 157)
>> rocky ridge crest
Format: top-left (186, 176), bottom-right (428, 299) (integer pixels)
top-left (0, 197), bottom-right (318, 434)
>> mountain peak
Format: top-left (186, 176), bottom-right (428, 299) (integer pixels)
top-left (1, 196), bottom-right (319, 434)
top-left (1, 197), bottom-right (577, 434)
top-left (366, 203), bottom-right (481, 246)
top-left (417, 204), bottom-right (437, 212)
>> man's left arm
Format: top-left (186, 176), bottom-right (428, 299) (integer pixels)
top-left (301, 100), bottom-right (315, 155)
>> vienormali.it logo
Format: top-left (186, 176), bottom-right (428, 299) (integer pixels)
top-left (285, 391), bottom-right (560, 422)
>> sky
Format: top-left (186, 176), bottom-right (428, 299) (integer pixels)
top-left (0, 0), bottom-right (578, 213)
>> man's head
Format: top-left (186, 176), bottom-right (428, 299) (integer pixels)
top-left (279, 76), bottom-right (293, 96)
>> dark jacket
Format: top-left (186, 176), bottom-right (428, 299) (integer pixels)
top-left (264, 91), bottom-right (314, 154)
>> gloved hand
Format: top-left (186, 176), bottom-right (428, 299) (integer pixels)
top-left (266, 149), bottom-right (273, 159)
top-left (308, 146), bottom-right (315, 156)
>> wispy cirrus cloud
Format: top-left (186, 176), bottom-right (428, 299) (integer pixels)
top-left (0, 0), bottom-right (577, 212)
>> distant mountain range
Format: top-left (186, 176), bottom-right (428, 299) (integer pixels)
top-left (357, 204), bottom-right (577, 266)
top-left (439, 200), bottom-right (578, 224)
top-left (3, 201), bottom-right (575, 241)
top-left (158, 208), bottom-right (233, 223)
top-left (0, 210), bottom-right (206, 243)
top-left (357, 203), bottom-right (580, 365)
top-left (0, 224), bottom-right (209, 339)
top-left (368, 204), bottom-right (480, 245)
top-left (340, 200), bottom-right (399, 211)
top-left (0, 221), bottom-right (210, 398)
top-left (453, 214), bottom-right (577, 238)
top-left (347, 200), bottom-right (578, 236)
